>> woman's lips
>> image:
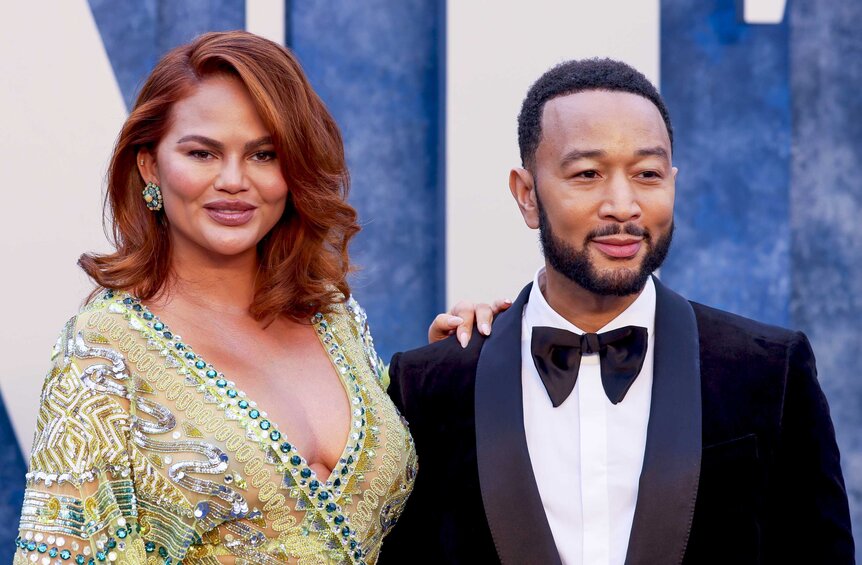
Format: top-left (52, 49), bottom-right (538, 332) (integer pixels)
top-left (592, 239), bottom-right (642, 259)
top-left (204, 207), bottom-right (256, 226)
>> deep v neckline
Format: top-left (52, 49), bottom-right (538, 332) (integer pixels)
top-left (112, 291), bottom-right (368, 505)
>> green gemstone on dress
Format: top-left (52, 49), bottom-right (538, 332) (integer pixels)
top-left (27, 542), bottom-right (36, 551)
top-left (96, 551), bottom-right (106, 561)
top-left (153, 322), bottom-right (164, 331)
top-left (326, 502), bottom-right (337, 512)
top-left (280, 442), bottom-right (292, 453)
top-left (159, 547), bottom-right (168, 558)
top-left (206, 369), bottom-right (217, 378)
top-left (195, 360), bottom-right (206, 369)
top-left (269, 430), bottom-right (281, 441)
top-left (227, 389), bottom-right (238, 398)
top-left (145, 542), bottom-right (155, 553)
top-left (347, 455), bottom-right (354, 465)
top-left (117, 528), bottom-right (127, 539)
top-left (143, 312), bottom-right (153, 320)
top-left (317, 491), bottom-right (329, 501)
top-left (216, 379), bottom-right (227, 388)
top-left (341, 467), bottom-right (349, 475)
top-left (38, 543), bottom-right (47, 553)
top-left (76, 555), bottom-right (85, 564)
top-left (106, 539), bottom-right (116, 549)
top-left (163, 331), bottom-right (173, 339)
top-left (333, 478), bottom-right (341, 487)
top-left (123, 297), bottom-right (133, 305)
top-left (60, 549), bottom-right (71, 559)
top-left (175, 343), bottom-right (185, 350)
top-left (259, 420), bottom-right (271, 430)
top-left (290, 455), bottom-right (301, 465)
top-left (184, 352), bottom-right (194, 360)
top-left (248, 409), bottom-right (259, 419)
top-left (309, 479), bottom-right (319, 491)
top-left (300, 468), bottom-right (312, 479)
top-left (49, 547), bottom-right (58, 558)
top-left (334, 515), bottom-right (345, 525)
top-left (238, 400), bottom-right (249, 410)
top-left (133, 304), bottom-right (143, 311)
top-left (341, 526), bottom-right (350, 537)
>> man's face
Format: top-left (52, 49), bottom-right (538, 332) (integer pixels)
top-left (513, 90), bottom-right (676, 296)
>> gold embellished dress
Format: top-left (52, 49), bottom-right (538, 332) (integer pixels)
top-left (14, 290), bottom-right (417, 565)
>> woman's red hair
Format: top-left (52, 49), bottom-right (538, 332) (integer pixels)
top-left (79, 31), bottom-right (359, 321)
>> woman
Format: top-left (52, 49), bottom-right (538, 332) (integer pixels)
top-left (14, 31), bottom-right (492, 565)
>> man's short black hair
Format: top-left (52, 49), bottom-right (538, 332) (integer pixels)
top-left (517, 58), bottom-right (673, 168)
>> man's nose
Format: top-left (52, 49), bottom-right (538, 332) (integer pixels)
top-left (598, 174), bottom-right (641, 222)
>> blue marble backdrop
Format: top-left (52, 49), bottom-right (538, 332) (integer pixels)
top-left (88, 0), bottom-right (245, 108)
top-left (788, 0), bottom-right (862, 553)
top-left (290, 0), bottom-right (445, 361)
top-left (662, 0), bottom-right (862, 555)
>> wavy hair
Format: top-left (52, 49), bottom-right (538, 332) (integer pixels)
top-left (79, 31), bottom-right (359, 321)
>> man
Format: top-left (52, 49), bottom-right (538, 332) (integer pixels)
top-left (380, 59), bottom-right (854, 564)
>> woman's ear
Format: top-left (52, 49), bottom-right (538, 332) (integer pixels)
top-left (137, 148), bottom-right (158, 185)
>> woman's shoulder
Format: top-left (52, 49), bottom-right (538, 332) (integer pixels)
top-left (320, 295), bottom-right (388, 387)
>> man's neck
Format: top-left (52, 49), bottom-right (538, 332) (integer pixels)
top-left (541, 265), bottom-right (644, 333)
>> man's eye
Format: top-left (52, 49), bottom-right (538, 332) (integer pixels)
top-left (252, 151), bottom-right (277, 162)
top-left (576, 170), bottom-right (599, 179)
top-left (638, 170), bottom-right (661, 179)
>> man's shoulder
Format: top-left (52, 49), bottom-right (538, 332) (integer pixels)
top-left (688, 301), bottom-right (808, 372)
top-left (393, 330), bottom-right (487, 377)
top-left (690, 301), bottom-right (800, 345)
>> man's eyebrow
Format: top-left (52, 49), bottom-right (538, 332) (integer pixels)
top-left (560, 149), bottom-right (606, 167)
top-left (636, 146), bottom-right (669, 160)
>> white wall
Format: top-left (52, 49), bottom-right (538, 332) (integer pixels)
top-left (446, 0), bottom-right (660, 303)
top-left (0, 0), bottom-right (126, 453)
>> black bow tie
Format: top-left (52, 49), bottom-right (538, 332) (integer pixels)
top-left (530, 325), bottom-right (648, 407)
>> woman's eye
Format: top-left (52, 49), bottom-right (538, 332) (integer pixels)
top-left (188, 150), bottom-right (212, 160)
top-left (251, 151), bottom-right (277, 162)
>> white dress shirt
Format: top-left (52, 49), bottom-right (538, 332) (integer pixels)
top-left (521, 268), bottom-right (656, 565)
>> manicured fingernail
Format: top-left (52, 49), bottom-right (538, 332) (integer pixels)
top-left (480, 323), bottom-right (491, 336)
top-left (448, 316), bottom-right (464, 325)
top-left (458, 332), bottom-right (469, 348)
top-left (504, 299), bottom-right (513, 304)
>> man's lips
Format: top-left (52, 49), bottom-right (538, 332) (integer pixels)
top-left (591, 237), bottom-right (643, 259)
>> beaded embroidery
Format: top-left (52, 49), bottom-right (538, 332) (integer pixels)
top-left (15, 291), bottom-right (417, 564)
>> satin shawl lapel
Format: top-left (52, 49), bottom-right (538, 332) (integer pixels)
top-left (624, 277), bottom-right (702, 565)
top-left (475, 283), bottom-right (561, 565)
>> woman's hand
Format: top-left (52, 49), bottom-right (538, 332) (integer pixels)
top-left (428, 299), bottom-right (513, 348)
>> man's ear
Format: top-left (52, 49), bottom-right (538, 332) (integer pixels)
top-left (137, 148), bottom-right (159, 185)
top-left (509, 167), bottom-right (539, 229)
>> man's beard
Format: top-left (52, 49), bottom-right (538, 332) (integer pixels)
top-left (537, 195), bottom-right (673, 297)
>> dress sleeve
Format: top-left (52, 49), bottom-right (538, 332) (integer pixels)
top-left (14, 315), bottom-right (148, 564)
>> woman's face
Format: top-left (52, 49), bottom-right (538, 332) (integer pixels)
top-left (138, 75), bottom-right (288, 263)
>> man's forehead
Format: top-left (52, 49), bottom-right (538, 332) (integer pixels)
top-left (539, 90), bottom-right (671, 150)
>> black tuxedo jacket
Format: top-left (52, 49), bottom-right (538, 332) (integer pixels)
top-left (380, 278), bottom-right (854, 564)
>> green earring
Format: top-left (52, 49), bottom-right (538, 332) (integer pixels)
top-left (142, 182), bottom-right (163, 211)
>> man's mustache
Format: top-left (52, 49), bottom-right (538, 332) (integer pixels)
top-left (587, 223), bottom-right (649, 240)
